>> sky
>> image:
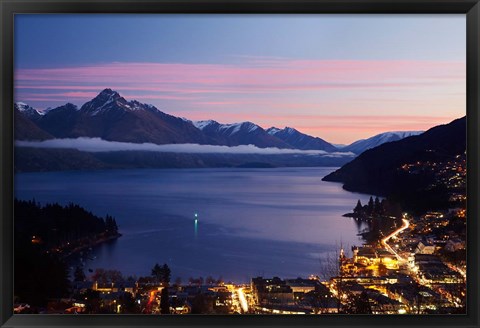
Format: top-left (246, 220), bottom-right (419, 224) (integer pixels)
top-left (14, 14), bottom-right (466, 144)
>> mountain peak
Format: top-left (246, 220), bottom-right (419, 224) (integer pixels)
top-left (93, 88), bottom-right (122, 103)
top-left (284, 127), bottom-right (298, 134)
top-left (81, 89), bottom-right (126, 115)
top-left (14, 102), bottom-right (43, 119)
top-left (343, 130), bottom-right (424, 154)
top-left (266, 127), bottom-right (281, 135)
top-left (98, 88), bottom-right (120, 98)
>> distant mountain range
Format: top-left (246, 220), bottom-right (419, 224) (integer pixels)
top-left (339, 131), bottom-right (424, 154)
top-left (15, 88), bottom-right (421, 154)
top-left (266, 127), bottom-right (338, 152)
top-left (323, 116), bottom-right (466, 199)
top-left (188, 119), bottom-right (292, 149)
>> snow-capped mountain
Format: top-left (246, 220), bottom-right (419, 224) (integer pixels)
top-left (16, 89), bottom-right (283, 147)
top-left (26, 89), bottom-right (209, 144)
top-left (14, 105), bottom-right (53, 141)
top-left (80, 88), bottom-right (161, 116)
top-left (342, 131), bottom-right (424, 154)
top-left (192, 120), bottom-right (292, 148)
top-left (266, 126), bottom-right (337, 152)
top-left (14, 102), bottom-right (43, 121)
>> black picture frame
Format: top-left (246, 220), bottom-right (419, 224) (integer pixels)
top-left (1, 0), bottom-right (478, 327)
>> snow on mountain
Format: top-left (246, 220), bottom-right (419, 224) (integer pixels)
top-left (219, 122), bottom-right (260, 136)
top-left (343, 131), bottom-right (424, 154)
top-left (79, 88), bottom-right (162, 116)
top-left (266, 126), bottom-right (337, 152)
top-left (193, 120), bottom-right (261, 136)
top-left (191, 120), bottom-right (290, 148)
top-left (192, 120), bottom-right (218, 130)
top-left (266, 127), bottom-right (281, 135)
top-left (14, 102), bottom-right (43, 120)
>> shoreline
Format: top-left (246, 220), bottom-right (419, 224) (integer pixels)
top-left (60, 233), bottom-right (122, 260)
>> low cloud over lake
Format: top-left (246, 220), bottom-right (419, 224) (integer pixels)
top-left (16, 137), bottom-right (355, 158)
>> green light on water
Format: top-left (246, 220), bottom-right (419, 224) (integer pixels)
top-left (194, 214), bottom-right (198, 237)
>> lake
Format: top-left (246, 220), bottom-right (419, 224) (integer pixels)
top-left (15, 167), bottom-right (372, 283)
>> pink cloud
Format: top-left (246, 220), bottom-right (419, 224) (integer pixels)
top-left (15, 59), bottom-right (464, 94)
top-left (14, 58), bottom-right (465, 143)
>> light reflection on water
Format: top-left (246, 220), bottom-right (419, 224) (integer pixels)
top-left (15, 167), bottom-right (372, 283)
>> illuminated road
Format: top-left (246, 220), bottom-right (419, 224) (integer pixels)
top-left (237, 288), bottom-right (249, 313)
top-left (381, 218), bottom-right (409, 262)
top-left (144, 290), bottom-right (157, 314)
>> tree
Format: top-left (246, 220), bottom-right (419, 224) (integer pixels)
top-left (160, 287), bottom-right (170, 314)
top-left (92, 269), bottom-right (123, 284)
top-left (342, 291), bottom-right (372, 314)
top-left (174, 277), bottom-right (182, 287)
top-left (367, 196), bottom-right (374, 215)
top-left (119, 292), bottom-right (139, 314)
top-left (206, 276), bottom-right (215, 285)
top-left (354, 200), bottom-right (363, 213)
top-left (14, 239), bottom-right (70, 307)
top-left (356, 291), bottom-right (372, 314)
top-left (151, 263), bottom-right (162, 283)
top-left (151, 263), bottom-right (171, 286)
top-left (161, 264), bottom-right (171, 286)
top-left (374, 197), bottom-right (381, 214)
top-left (105, 215), bottom-right (118, 235)
top-left (83, 289), bottom-right (101, 314)
top-left (74, 266), bottom-right (86, 282)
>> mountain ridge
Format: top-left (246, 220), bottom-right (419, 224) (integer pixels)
top-left (322, 116), bottom-right (466, 197)
top-left (14, 88), bottom-right (441, 156)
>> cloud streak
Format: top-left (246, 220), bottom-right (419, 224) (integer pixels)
top-left (15, 138), bottom-right (355, 157)
top-left (15, 59), bottom-right (464, 101)
top-left (14, 57), bottom-right (465, 144)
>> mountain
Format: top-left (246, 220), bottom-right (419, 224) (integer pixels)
top-left (36, 103), bottom-right (81, 138)
top-left (322, 117), bottom-right (466, 198)
top-left (14, 102), bottom-right (43, 121)
top-left (15, 147), bottom-right (109, 172)
top-left (266, 127), bottom-right (337, 152)
top-left (32, 89), bottom-right (211, 145)
top-left (342, 131), bottom-right (424, 154)
top-left (15, 147), bottom-right (354, 172)
top-left (192, 120), bottom-right (292, 148)
top-left (14, 108), bottom-right (53, 141)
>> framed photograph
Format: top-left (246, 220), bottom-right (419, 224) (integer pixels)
top-left (1, 0), bottom-right (479, 328)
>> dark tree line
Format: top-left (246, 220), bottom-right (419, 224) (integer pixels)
top-left (15, 198), bottom-right (119, 250)
top-left (14, 199), bottom-right (120, 307)
top-left (14, 238), bottom-right (70, 307)
top-left (151, 263), bottom-right (171, 314)
top-left (353, 196), bottom-right (385, 217)
top-left (353, 196), bottom-right (404, 219)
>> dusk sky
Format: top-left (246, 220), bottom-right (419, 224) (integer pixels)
top-left (14, 14), bottom-right (465, 144)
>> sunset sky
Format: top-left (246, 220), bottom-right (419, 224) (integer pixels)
top-left (14, 14), bottom-right (466, 144)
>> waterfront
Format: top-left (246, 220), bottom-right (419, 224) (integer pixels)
top-left (15, 167), bottom-right (372, 282)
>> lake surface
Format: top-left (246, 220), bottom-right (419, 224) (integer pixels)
top-left (15, 167), bottom-right (372, 283)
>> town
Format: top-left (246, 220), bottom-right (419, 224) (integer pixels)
top-left (14, 154), bottom-right (466, 315)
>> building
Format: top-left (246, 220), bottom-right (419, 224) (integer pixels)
top-left (444, 239), bottom-right (465, 252)
top-left (285, 278), bottom-right (319, 295)
top-left (251, 277), bottom-right (294, 305)
top-left (415, 241), bottom-right (436, 255)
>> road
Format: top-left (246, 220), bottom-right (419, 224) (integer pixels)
top-left (381, 218), bottom-right (409, 262)
top-left (237, 288), bottom-right (249, 313)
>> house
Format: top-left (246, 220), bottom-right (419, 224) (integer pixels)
top-left (444, 239), bottom-right (465, 252)
top-left (415, 241), bottom-right (436, 254)
top-left (251, 277), bottom-right (294, 305)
